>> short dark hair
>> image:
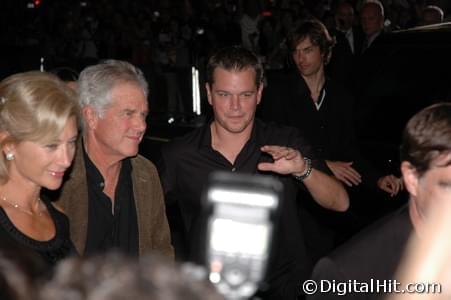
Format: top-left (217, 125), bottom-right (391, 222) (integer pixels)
top-left (400, 103), bottom-right (451, 176)
top-left (287, 19), bottom-right (336, 64)
top-left (206, 46), bottom-right (264, 88)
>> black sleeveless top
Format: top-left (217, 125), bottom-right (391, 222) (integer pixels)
top-left (0, 197), bottom-right (76, 268)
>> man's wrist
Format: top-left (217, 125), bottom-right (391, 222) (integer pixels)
top-left (292, 157), bottom-right (313, 181)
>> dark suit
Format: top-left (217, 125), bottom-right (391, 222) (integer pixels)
top-left (352, 31), bottom-right (393, 140)
top-left (328, 27), bottom-right (365, 88)
top-left (308, 205), bottom-right (412, 300)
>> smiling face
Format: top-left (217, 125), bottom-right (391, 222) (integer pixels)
top-left (5, 117), bottom-right (78, 190)
top-left (85, 81), bottom-right (148, 161)
top-left (292, 36), bottom-right (324, 78)
top-left (206, 67), bottom-right (262, 137)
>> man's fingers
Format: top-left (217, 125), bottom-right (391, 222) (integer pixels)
top-left (257, 162), bottom-right (274, 172)
top-left (285, 149), bottom-right (299, 160)
top-left (341, 167), bottom-right (362, 185)
top-left (381, 185), bottom-right (394, 194)
top-left (335, 170), bottom-right (359, 186)
top-left (261, 146), bottom-right (300, 161)
top-left (382, 176), bottom-right (403, 196)
top-left (337, 175), bottom-right (354, 187)
top-left (392, 179), bottom-right (402, 195)
top-left (349, 168), bottom-right (362, 180)
top-left (379, 177), bottom-right (403, 196)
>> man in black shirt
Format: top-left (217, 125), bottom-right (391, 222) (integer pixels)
top-left (55, 60), bottom-right (173, 259)
top-left (157, 46), bottom-right (349, 299)
top-left (260, 19), bottom-right (401, 195)
top-left (258, 19), bottom-right (402, 262)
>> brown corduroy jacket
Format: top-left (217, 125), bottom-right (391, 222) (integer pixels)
top-left (55, 141), bottom-right (173, 258)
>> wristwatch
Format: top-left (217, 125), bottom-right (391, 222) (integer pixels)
top-left (292, 157), bottom-right (312, 181)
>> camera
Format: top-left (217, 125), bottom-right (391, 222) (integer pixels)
top-left (200, 171), bottom-right (283, 299)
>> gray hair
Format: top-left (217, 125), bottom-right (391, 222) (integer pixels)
top-left (78, 60), bottom-right (148, 118)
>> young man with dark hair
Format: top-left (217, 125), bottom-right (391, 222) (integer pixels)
top-left (259, 20), bottom-right (402, 261)
top-left (158, 46), bottom-right (349, 299)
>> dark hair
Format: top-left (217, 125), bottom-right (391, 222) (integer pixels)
top-left (206, 46), bottom-right (264, 88)
top-left (400, 102), bottom-right (451, 176)
top-left (50, 67), bottom-right (79, 82)
top-left (287, 19), bottom-right (336, 64)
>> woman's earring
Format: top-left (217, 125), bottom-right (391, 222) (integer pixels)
top-left (5, 153), bottom-right (14, 161)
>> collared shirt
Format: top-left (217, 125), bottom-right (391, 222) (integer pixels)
top-left (157, 119), bottom-right (328, 298)
top-left (367, 30), bottom-right (382, 48)
top-left (344, 28), bottom-right (355, 54)
top-left (259, 70), bottom-right (383, 186)
top-left (315, 87), bottom-right (327, 110)
top-left (83, 147), bottom-right (139, 256)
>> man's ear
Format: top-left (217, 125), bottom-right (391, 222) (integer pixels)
top-left (256, 83), bottom-right (264, 105)
top-left (401, 161), bottom-right (419, 197)
top-left (82, 106), bottom-right (98, 130)
top-left (206, 83), bottom-right (212, 106)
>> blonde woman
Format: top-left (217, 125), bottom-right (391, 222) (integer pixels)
top-left (0, 71), bottom-right (79, 267)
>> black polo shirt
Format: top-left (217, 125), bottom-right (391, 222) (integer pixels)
top-left (83, 147), bottom-right (139, 256)
top-left (157, 118), bottom-right (329, 299)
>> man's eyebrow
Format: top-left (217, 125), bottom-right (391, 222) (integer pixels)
top-left (296, 45), bottom-right (314, 51)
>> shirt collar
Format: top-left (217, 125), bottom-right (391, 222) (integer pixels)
top-left (198, 118), bottom-right (260, 150)
top-left (82, 139), bottom-right (132, 187)
top-left (367, 30), bottom-right (382, 47)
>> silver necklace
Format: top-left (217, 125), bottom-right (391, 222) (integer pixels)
top-left (0, 196), bottom-right (43, 217)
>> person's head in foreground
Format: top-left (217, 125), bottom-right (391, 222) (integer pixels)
top-left (39, 252), bottom-right (224, 300)
top-left (400, 102), bottom-right (451, 237)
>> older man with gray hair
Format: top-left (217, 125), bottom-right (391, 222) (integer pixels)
top-left (55, 60), bottom-right (173, 258)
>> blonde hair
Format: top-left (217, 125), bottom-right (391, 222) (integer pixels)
top-left (0, 71), bottom-right (80, 183)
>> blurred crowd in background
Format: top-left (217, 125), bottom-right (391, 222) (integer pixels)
top-left (0, 0), bottom-right (449, 95)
